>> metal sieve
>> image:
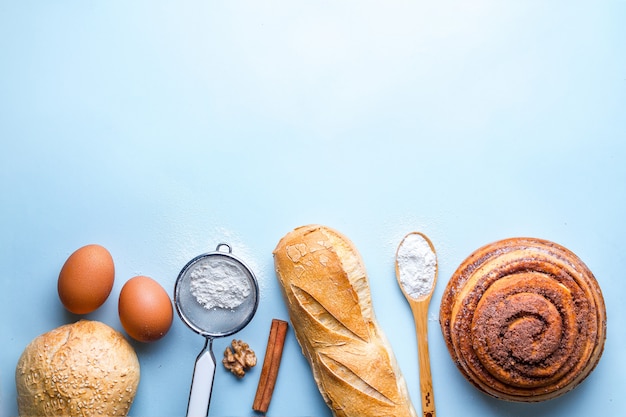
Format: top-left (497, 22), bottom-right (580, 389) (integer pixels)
top-left (174, 243), bottom-right (259, 417)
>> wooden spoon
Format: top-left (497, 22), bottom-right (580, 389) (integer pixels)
top-left (395, 232), bottom-right (438, 417)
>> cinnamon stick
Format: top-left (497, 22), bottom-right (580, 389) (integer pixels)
top-left (252, 319), bottom-right (289, 414)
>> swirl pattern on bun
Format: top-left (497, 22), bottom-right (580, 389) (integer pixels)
top-left (439, 237), bottom-right (606, 402)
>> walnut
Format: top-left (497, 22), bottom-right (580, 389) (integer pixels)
top-left (222, 339), bottom-right (257, 378)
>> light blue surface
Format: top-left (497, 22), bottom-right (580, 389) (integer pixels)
top-left (1, 1), bottom-right (625, 416)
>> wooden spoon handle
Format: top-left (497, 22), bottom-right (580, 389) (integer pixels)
top-left (413, 301), bottom-right (436, 417)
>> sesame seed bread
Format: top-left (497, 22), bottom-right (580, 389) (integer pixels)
top-left (15, 320), bottom-right (140, 416)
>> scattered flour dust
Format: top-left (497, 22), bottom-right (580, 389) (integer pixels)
top-left (211, 227), bottom-right (265, 284)
top-left (396, 233), bottom-right (437, 299)
top-left (189, 258), bottom-right (252, 309)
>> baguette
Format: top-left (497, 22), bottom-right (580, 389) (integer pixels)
top-left (273, 225), bottom-right (417, 417)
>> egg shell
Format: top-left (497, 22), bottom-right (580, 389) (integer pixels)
top-left (58, 244), bottom-right (115, 314)
top-left (119, 275), bottom-right (173, 343)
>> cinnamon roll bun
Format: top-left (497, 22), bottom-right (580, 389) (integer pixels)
top-left (439, 237), bottom-right (606, 402)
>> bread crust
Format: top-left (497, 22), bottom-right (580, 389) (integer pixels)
top-left (274, 225), bottom-right (417, 417)
top-left (15, 320), bottom-right (140, 416)
top-left (439, 237), bottom-right (606, 402)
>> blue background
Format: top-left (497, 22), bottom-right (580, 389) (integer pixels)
top-left (1, 1), bottom-right (625, 416)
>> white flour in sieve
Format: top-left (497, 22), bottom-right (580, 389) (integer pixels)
top-left (397, 233), bottom-right (437, 299)
top-left (189, 258), bottom-right (251, 309)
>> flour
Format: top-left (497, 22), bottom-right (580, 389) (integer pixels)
top-left (189, 258), bottom-right (252, 309)
top-left (397, 233), bottom-right (437, 299)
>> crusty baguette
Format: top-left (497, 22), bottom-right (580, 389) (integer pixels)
top-left (274, 225), bottom-right (417, 417)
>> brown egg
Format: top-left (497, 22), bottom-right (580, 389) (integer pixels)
top-left (58, 244), bottom-right (115, 314)
top-left (118, 275), bottom-right (173, 342)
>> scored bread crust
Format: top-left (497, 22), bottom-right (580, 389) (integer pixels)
top-left (15, 320), bottom-right (140, 417)
top-left (273, 225), bottom-right (417, 417)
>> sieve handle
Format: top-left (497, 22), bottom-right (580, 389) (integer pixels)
top-left (187, 338), bottom-right (216, 417)
top-left (215, 243), bottom-right (232, 253)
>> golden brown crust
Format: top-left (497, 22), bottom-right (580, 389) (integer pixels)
top-left (439, 237), bottom-right (606, 402)
top-left (15, 320), bottom-right (140, 416)
top-left (274, 225), bottom-right (417, 417)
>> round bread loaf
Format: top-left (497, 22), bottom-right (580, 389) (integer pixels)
top-left (439, 237), bottom-right (606, 402)
top-left (15, 320), bottom-right (140, 416)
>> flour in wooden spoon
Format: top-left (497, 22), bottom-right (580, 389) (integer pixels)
top-left (397, 233), bottom-right (437, 299)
